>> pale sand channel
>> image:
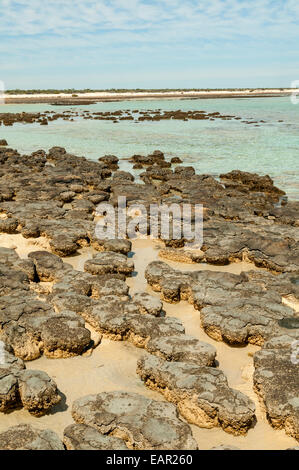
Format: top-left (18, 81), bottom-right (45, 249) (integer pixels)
top-left (0, 235), bottom-right (297, 449)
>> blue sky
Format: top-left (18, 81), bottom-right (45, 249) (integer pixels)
top-left (0, 0), bottom-right (299, 89)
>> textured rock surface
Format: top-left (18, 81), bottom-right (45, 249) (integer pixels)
top-left (131, 292), bottom-right (163, 316)
top-left (28, 250), bottom-right (64, 281)
top-left (137, 355), bottom-right (256, 435)
top-left (46, 256), bottom-right (216, 365)
top-left (0, 345), bottom-right (61, 415)
top-left (145, 261), bottom-right (298, 346)
top-left (0, 424), bottom-right (64, 450)
top-left (40, 313), bottom-right (91, 358)
top-left (81, 295), bottom-right (185, 348)
top-left (84, 252), bottom-right (134, 276)
top-left (72, 391), bottom-right (198, 449)
top-left (0, 145), bottom-right (298, 270)
top-left (92, 238), bottom-right (132, 255)
top-left (0, 249), bottom-right (91, 360)
top-left (17, 369), bottom-right (61, 415)
top-left (253, 333), bottom-right (299, 441)
top-left (63, 423), bottom-right (128, 450)
top-left (146, 335), bottom-right (216, 366)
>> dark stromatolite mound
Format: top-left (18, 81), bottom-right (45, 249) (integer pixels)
top-left (0, 346), bottom-right (61, 415)
top-left (63, 423), bottom-right (128, 450)
top-left (16, 369), bottom-right (61, 415)
top-left (40, 313), bottom-right (92, 358)
top-left (84, 251), bottom-right (134, 276)
top-left (160, 218), bottom-right (299, 273)
top-left (145, 335), bottom-right (216, 366)
top-left (0, 217), bottom-right (18, 233)
top-left (0, 146), bottom-right (114, 257)
top-left (0, 247), bottom-right (36, 281)
top-left (42, 254), bottom-right (216, 367)
top-left (0, 109), bottom-right (263, 127)
top-left (27, 252), bottom-right (128, 300)
top-left (71, 391), bottom-right (198, 450)
top-left (43, 253), bottom-right (216, 365)
top-left (220, 170), bottom-right (285, 198)
top-left (171, 157), bottom-right (183, 164)
top-left (269, 201), bottom-right (299, 226)
top-left (78, 294), bottom-right (185, 347)
top-left (0, 424), bottom-right (64, 450)
top-left (137, 355), bottom-right (256, 435)
top-left (0, 249), bottom-right (91, 360)
top-left (52, 272), bottom-right (128, 299)
top-left (28, 250), bottom-right (64, 281)
top-left (91, 238), bottom-right (132, 254)
top-left (0, 140), bottom-right (8, 146)
top-left (0, 295), bottom-right (91, 360)
top-left (98, 155), bottom-right (119, 171)
top-left (41, 252), bottom-right (215, 366)
top-left (131, 292), bottom-right (163, 316)
top-left (253, 333), bottom-right (299, 441)
top-left (145, 261), bottom-right (298, 346)
top-left (0, 347), bottom-right (23, 412)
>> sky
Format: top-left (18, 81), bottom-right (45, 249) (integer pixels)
top-left (0, 0), bottom-right (299, 89)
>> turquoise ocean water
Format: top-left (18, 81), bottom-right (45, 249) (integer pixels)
top-left (1, 96), bottom-right (298, 199)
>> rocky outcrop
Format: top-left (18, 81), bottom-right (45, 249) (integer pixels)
top-left (160, 219), bottom-right (299, 273)
top-left (28, 250), bottom-right (64, 281)
top-left (91, 238), bottom-right (132, 254)
top-left (71, 391), bottom-right (198, 450)
top-left (145, 261), bottom-right (298, 346)
top-left (137, 355), bottom-right (256, 435)
top-left (220, 170), bottom-right (285, 198)
top-left (253, 333), bottom-right (299, 441)
top-left (146, 335), bottom-right (216, 366)
top-left (131, 292), bottom-right (163, 317)
top-left (78, 295), bottom-right (185, 348)
top-left (84, 252), bottom-right (134, 276)
top-left (0, 144), bottom-right (298, 450)
top-left (0, 249), bottom-right (91, 360)
top-left (63, 423), bottom-right (127, 450)
top-left (0, 425), bottom-right (64, 450)
top-left (45, 255), bottom-right (216, 366)
top-left (0, 345), bottom-right (60, 415)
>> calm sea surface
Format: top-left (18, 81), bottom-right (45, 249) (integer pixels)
top-left (1, 96), bottom-right (299, 199)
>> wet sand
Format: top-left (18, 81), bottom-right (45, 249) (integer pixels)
top-left (0, 235), bottom-right (297, 449)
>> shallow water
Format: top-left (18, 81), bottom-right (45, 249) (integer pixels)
top-left (1, 96), bottom-right (298, 199)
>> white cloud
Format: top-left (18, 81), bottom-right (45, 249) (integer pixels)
top-left (0, 0), bottom-right (298, 88)
top-left (0, 0), bottom-right (298, 40)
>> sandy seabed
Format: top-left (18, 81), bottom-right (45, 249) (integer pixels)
top-left (0, 234), bottom-right (297, 450)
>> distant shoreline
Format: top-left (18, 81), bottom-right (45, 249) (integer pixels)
top-left (2, 88), bottom-right (294, 104)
